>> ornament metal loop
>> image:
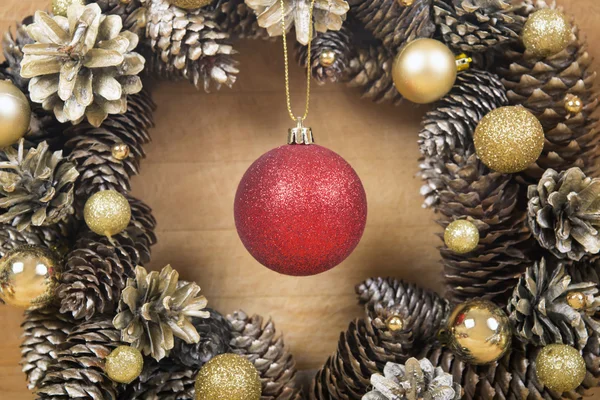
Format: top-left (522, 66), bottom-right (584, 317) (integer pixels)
top-left (288, 117), bottom-right (314, 145)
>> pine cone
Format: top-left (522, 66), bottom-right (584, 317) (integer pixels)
top-left (228, 310), bottom-right (303, 400)
top-left (0, 140), bottom-right (78, 231)
top-left (122, 358), bottom-right (196, 400)
top-left (145, 0), bottom-right (239, 92)
top-left (36, 318), bottom-right (120, 400)
top-left (20, 307), bottom-right (74, 390)
top-left (0, 224), bottom-right (69, 258)
top-left (21, 4), bottom-right (145, 127)
top-left (113, 265), bottom-right (210, 361)
top-left (433, 0), bottom-right (526, 53)
top-left (95, 0), bottom-right (148, 35)
top-left (2, 19), bottom-right (33, 91)
top-left (218, 0), bottom-right (270, 39)
top-left (170, 308), bottom-right (232, 368)
top-left (364, 358), bottom-right (461, 400)
top-left (351, 0), bottom-right (435, 52)
top-left (528, 168), bottom-right (600, 261)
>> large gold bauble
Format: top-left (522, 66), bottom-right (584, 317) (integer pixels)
top-left (84, 190), bottom-right (131, 237)
top-left (168, 0), bottom-right (213, 9)
top-left (446, 299), bottom-right (512, 365)
top-left (392, 38), bottom-right (457, 104)
top-left (535, 344), bottom-right (586, 393)
top-left (195, 353), bottom-right (261, 400)
top-left (474, 106), bottom-right (544, 173)
top-left (0, 246), bottom-right (59, 309)
top-left (522, 9), bottom-right (571, 58)
top-left (105, 346), bottom-right (144, 384)
top-left (444, 220), bottom-right (479, 254)
top-left (51, 0), bottom-right (86, 17)
top-left (0, 80), bottom-right (31, 148)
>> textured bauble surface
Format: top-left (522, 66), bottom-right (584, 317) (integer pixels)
top-left (444, 220), bottom-right (479, 254)
top-left (446, 299), bottom-right (512, 365)
top-left (522, 9), bottom-right (571, 57)
top-left (195, 353), bottom-right (261, 400)
top-left (0, 246), bottom-right (58, 309)
top-left (0, 80), bottom-right (31, 148)
top-left (51, 0), bottom-right (85, 17)
top-left (169, 0), bottom-right (212, 9)
top-left (111, 143), bottom-right (130, 161)
top-left (234, 144), bottom-right (367, 276)
top-left (392, 38), bottom-right (457, 104)
top-left (474, 106), bottom-right (544, 173)
top-left (564, 93), bottom-right (583, 114)
top-left (535, 344), bottom-right (586, 393)
top-left (84, 190), bottom-right (131, 237)
top-left (105, 346), bottom-right (144, 384)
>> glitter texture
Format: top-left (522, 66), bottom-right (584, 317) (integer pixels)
top-left (535, 344), bottom-right (586, 393)
top-left (234, 144), bottom-right (367, 276)
top-left (474, 106), bottom-right (544, 173)
top-left (195, 353), bottom-right (261, 400)
top-left (105, 346), bottom-right (144, 384)
top-left (52, 0), bottom-right (85, 17)
top-left (522, 9), bottom-right (571, 58)
top-left (444, 220), bottom-right (479, 254)
top-left (84, 190), bottom-right (131, 237)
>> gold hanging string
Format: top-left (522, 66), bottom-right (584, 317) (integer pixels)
top-left (280, 0), bottom-right (317, 123)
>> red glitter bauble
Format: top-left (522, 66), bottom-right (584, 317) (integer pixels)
top-left (234, 144), bottom-right (367, 276)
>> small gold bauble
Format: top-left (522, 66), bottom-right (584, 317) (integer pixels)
top-left (535, 344), bottom-right (586, 393)
top-left (0, 246), bottom-right (59, 309)
top-left (319, 50), bottom-right (337, 68)
top-left (522, 9), bottom-right (571, 58)
top-left (0, 80), bottom-right (31, 148)
top-left (566, 291), bottom-right (587, 310)
top-left (111, 143), bottom-right (130, 161)
top-left (564, 94), bottom-right (583, 114)
top-left (386, 315), bottom-right (404, 332)
top-left (84, 190), bottom-right (131, 237)
top-left (444, 220), bottom-right (479, 254)
top-left (474, 106), bottom-right (544, 173)
top-left (398, 0), bottom-right (414, 6)
top-left (51, 0), bottom-right (86, 17)
top-left (392, 38), bottom-right (457, 104)
top-left (446, 299), bottom-right (512, 365)
top-left (120, 0), bottom-right (133, 4)
top-left (168, 0), bottom-right (213, 9)
top-left (105, 346), bottom-right (144, 384)
top-left (195, 353), bottom-right (261, 400)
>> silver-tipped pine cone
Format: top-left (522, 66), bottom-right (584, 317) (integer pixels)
top-left (113, 264), bottom-right (210, 361)
top-left (94, 0), bottom-right (148, 36)
top-left (363, 358), bottom-right (461, 400)
top-left (122, 358), bottom-right (196, 399)
top-left (2, 20), bottom-right (34, 91)
top-left (228, 310), bottom-right (303, 400)
top-left (21, 4), bottom-right (145, 127)
top-left (0, 224), bottom-right (69, 258)
top-left (0, 140), bottom-right (78, 231)
top-left (528, 168), bottom-right (600, 261)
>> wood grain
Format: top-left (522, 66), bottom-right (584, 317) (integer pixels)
top-left (1, 0), bottom-right (600, 398)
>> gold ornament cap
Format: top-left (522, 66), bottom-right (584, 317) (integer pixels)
top-left (105, 346), bottom-right (144, 384)
top-left (522, 9), bottom-right (572, 58)
top-left (84, 190), bottom-right (132, 237)
top-left (52, 0), bottom-right (86, 17)
top-left (535, 344), bottom-right (586, 393)
top-left (288, 118), bottom-right (314, 145)
top-left (444, 220), bottom-right (479, 254)
top-left (168, 0), bottom-right (213, 9)
top-left (0, 80), bottom-right (31, 148)
top-left (195, 353), bottom-right (261, 400)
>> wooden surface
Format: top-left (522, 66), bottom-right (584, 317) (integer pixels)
top-left (1, 0), bottom-right (600, 398)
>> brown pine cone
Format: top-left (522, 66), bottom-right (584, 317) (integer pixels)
top-left (122, 358), bottom-right (196, 399)
top-left (218, 0), bottom-right (270, 40)
top-left (2, 19), bottom-right (33, 91)
top-left (94, 0), bottom-right (147, 35)
top-left (0, 224), bottom-right (70, 258)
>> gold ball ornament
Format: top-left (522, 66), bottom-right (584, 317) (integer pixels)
top-left (195, 353), bottom-right (261, 400)
top-left (0, 80), bottom-right (31, 148)
top-left (84, 190), bottom-right (131, 237)
top-left (319, 50), bottom-right (337, 68)
top-left (168, 0), bottom-right (213, 9)
top-left (51, 0), bottom-right (86, 17)
top-left (386, 315), bottom-right (404, 332)
top-left (0, 246), bottom-right (59, 309)
top-left (392, 38), bottom-right (457, 104)
top-left (535, 344), bottom-right (586, 393)
top-left (564, 94), bottom-right (583, 114)
top-left (105, 346), bottom-right (144, 384)
top-left (111, 143), bottom-right (130, 161)
top-left (446, 299), bottom-right (512, 365)
top-left (522, 9), bottom-right (571, 58)
top-left (444, 220), bottom-right (479, 254)
top-left (474, 106), bottom-right (544, 173)
top-left (398, 0), bottom-right (414, 6)
top-left (566, 291), bottom-right (587, 310)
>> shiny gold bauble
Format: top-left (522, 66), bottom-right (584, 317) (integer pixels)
top-left (564, 94), bottom-right (583, 114)
top-left (386, 315), bottom-right (404, 332)
top-left (474, 106), bottom-right (544, 173)
top-left (446, 299), bottom-right (512, 365)
top-left (566, 291), bottom-right (587, 310)
top-left (51, 0), bottom-right (86, 17)
top-left (392, 38), bottom-right (457, 104)
top-left (535, 344), bottom-right (586, 393)
top-left (522, 9), bottom-right (571, 58)
top-left (84, 190), bottom-right (131, 237)
top-left (398, 0), bottom-right (414, 5)
top-left (319, 50), bottom-right (337, 68)
top-left (111, 143), bottom-right (130, 161)
top-left (105, 346), bottom-right (144, 384)
top-left (0, 246), bottom-right (59, 309)
top-left (168, 0), bottom-right (213, 9)
top-left (0, 80), bottom-right (31, 148)
top-left (444, 220), bottom-right (479, 254)
top-left (195, 353), bottom-right (261, 400)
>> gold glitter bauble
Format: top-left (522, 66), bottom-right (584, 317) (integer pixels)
top-left (0, 80), bottom-right (31, 148)
top-left (566, 291), bottom-right (587, 310)
top-left (474, 106), bottom-right (544, 173)
top-left (195, 353), bottom-right (261, 400)
top-left (446, 299), bottom-right (512, 365)
top-left (84, 190), bottom-right (131, 237)
top-left (105, 346), bottom-right (144, 384)
top-left (168, 0), bottom-right (213, 9)
top-left (386, 315), bottom-right (404, 331)
top-left (444, 220), bottom-right (479, 254)
top-left (319, 50), bottom-right (336, 67)
top-left (392, 38), bottom-right (457, 104)
top-left (535, 344), bottom-right (586, 393)
top-left (564, 94), bottom-right (583, 114)
top-left (111, 143), bottom-right (130, 161)
top-left (51, 0), bottom-right (85, 17)
top-left (0, 246), bottom-right (59, 309)
top-left (522, 9), bottom-right (571, 58)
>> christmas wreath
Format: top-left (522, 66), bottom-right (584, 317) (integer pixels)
top-left (0, 0), bottom-right (599, 399)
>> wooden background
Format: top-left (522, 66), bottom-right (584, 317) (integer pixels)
top-left (1, 0), bottom-right (600, 398)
